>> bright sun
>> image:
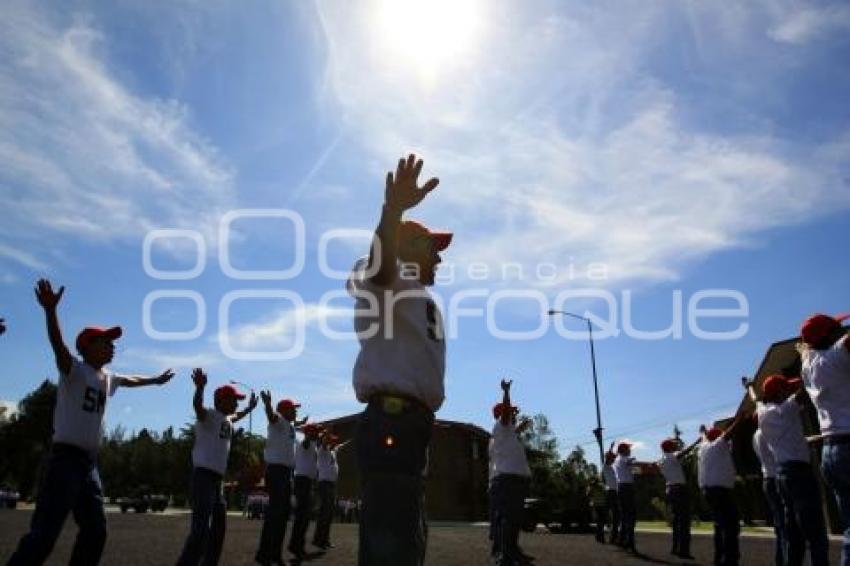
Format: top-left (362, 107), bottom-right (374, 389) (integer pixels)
top-left (372, 0), bottom-right (484, 86)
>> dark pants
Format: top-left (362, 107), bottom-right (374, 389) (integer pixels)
top-left (492, 474), bottom-right (530, 564)
top-left (355, 399), bottom-right (433, 566)
top-left (823, 442), bottom-right (850, 566)
top-left (667, 484), bottom-right (691, 556)
top-left (703, 486), bottom-right (740, 566)
top-left (606, 489), bottom-right (620, 543)
top-left (8, 444), bottom-right (107, 566)
top-left (762, 477), bottom-right (787, 566)
top-left (177, 467), bottom-right (226, 566)
top-left (617, 483), bottom-right (636, 550)
top-left (313, 480), bottom-right (336, 546)
top-left (489, 481), bottom-right (499, 554)
top-left (289, 475), bottom-right (313, 554)
top-left (255, 464), bottom-right (292, 563)
top-left (777, 461), bottom-right (830, 566)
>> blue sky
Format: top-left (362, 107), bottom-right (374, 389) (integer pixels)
top-left (1, 0), bottom-right (849, 461)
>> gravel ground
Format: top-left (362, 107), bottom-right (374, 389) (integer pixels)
top-left (0, 509), bottom-right (844, 565)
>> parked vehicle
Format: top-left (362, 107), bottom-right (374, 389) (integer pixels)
top-left (246, 493), bottom-right (268, 520)
top-left (0, 487), bottom-right (20, 509)
top-left (117, 494), bottom-right (168, 513)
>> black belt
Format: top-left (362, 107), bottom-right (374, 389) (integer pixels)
top-left (824, 434), bottom-right (850, 446)
top-left (52, 442), bottom-right (96, 463)
top-left (368, 393), bottom-right (432, 416)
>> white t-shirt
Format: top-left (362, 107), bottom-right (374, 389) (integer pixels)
top-left (491, 422), bottom-right (531, 477)
top-left (602, 465), bottom-right (618, 490)
top-left (801, 335), bottom-right (850, 436)
top-left (697, 438), bottom-right (736, 489)
top-left (757, 399), bottom-right (810, 464)
top-left (295, 438), bottom-right (318, 479)
top-left (488, 439), bottom-right (496, 484)
top-left (613, 455), bottom-right (634, 484)
top-left (658, 453), bottom-right (685, 486)
top-left (752, 429), bottom-right (777, 479)
top-left (347, 256), bottom-right (446, 412)
top-left (264, 417), bottom-right (296, 467)
top-left (317, 446), bottom-right (339, 482)
top-left (192, 409), bottom-right (233, 476)
top-left (52, 358), bottom-right (123, 454)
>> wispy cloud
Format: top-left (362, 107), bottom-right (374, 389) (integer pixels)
top-left (0, 2), bottom-right (235, 268)
top-left (768, 4), bottom-right (850, 45)
top-left (315, 1), bottom-right (850, 290)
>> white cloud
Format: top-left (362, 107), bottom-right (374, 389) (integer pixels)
top-left (315, 2), bottom-right (850, 290)
top-left (218, 303), bottom-right (351, 353)
top-left (0, 2), bottom-right (234, 267)
top-left (768, 5), bottom-right (850, 45)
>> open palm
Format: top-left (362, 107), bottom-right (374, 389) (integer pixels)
top-left (385, 153), bottom-right (439, 212)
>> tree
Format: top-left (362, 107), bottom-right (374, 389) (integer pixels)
top-left (0, 380), bottom-right (57, 498)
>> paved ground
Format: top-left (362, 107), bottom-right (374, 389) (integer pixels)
top-left (0, 509), bottom-right (844, 565)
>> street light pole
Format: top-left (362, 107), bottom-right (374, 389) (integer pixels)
top-left (548, 309), bottom-right (605, 468)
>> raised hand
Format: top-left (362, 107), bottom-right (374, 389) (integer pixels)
top-left (0, 318), bottom-right (5, 336)
top-left (191, 368), bottom-right (207, 388)
top-left (260, 390), bottom-right (271, 405)
top-left (248, 392), bottom-right (258, 410)
top-left (384, 153), bottom-right (439, 213)
top-left (34, 279), bottom-right (65, 311)
top-left (156, 369), bottom-right (175, 385)
top-left (500, 379), bottom-right (512, 392)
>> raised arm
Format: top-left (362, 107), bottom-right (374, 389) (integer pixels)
top-left (500, 379), bottom-right (513, 426)
top-left (515, 416), bottom-right (533, 434)
top-left (34, 279), bottom-right (72, 375)
top-left (119, 369), bottom-right (175, 388)
top-left (295, 415), bottom-right (309, 427)
top-left (742, 376), bottom-right (758, 402)
top-left (233, 392), bottom-right (258, 424)
top-left (191, 368), bottom-right (208, 421)
top-left (260, 390), bottom-right (279, 424)
top-left (369, 154), bottom-right (439, 287)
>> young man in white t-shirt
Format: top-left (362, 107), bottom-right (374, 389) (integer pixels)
top-left (599, 450), bottom-right (620, 545)
top-left (346, 153), bottom-right (451, 566)
top-left (9, 279), bottom-right (174, 566)
top-left (696, 414), bottom-right (746, 566)
top-left (312, 431), bottom-right (350, 550)
top-left (254, 391), bottom-right (307, 566)
top-left (177, 368), bottom-right (256, 566)
top-left (613, 441), bottom-right (637, 552)
top-left (288, 422), bottom-right (323, 560)
top-left (658, 437), bottom-right (699, 559)
top-left (798, 313), bottom-right (850, 566)
top-left (747, 374), bottom-right (830, 566)
top-left (490, 379), bottom-right (533, 566)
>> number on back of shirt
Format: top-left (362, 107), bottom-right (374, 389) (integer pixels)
top-left (82, 386), bottom-right (106, 414)
top-left (219, 421), bottom-right (232, 440)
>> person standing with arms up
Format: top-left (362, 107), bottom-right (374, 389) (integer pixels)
top-left (346, 153), bottom-right (451, 566)
top-left (798, 313), bottom-right (850, 566)
top-left (8, 280), bottom-right (174, 566)
top-left (254, 391), bottom-right (307, 566)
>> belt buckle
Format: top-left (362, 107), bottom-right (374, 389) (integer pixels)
top-left (382, 396), bottom-right (404, 415)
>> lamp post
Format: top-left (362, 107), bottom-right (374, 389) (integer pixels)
top-left (229, 380), bottom-right (254, 436)
top-left (547, 309), bottom-right (605, 468)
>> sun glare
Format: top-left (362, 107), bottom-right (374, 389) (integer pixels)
top-left (372, 0), bottom-right (484, 86)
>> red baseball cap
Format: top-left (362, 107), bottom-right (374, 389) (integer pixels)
top-left (399, 220), bottom-right (452, 252)
top-left (800, 313), bottom-right (849, 346)
top-left (706, 427), bottom-right (723, 442)
top-left (214, 384), bottom-right (246, 401)
top-left (660, 438), bottom-right (679, 452)
top-left (616, 442), bottom-right (632, 454)
top-left (276, 399), bottom-right (300, 414)
top-left (492, 402), bottom-right (519, 419)
top-left (75, 326), bottom-right (122, 352)
top-left (762, 374), bottom-right (788, 399)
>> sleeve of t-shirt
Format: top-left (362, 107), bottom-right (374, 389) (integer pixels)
top-left (60, 357), bottom-right (84, 382)
top-left (346, 255), bottom-right (415, 296)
